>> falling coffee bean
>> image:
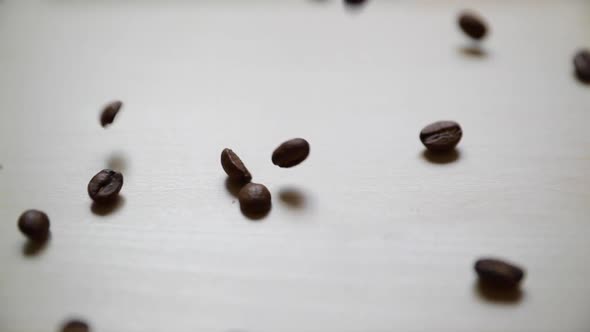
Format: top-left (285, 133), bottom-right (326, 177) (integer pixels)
top-left (238, 183), bottom-right (271, 214)
top-left (475, 258), bottom-right (525, 288)
top-left (458, 11), bottom-right (488, 40)
top-left (221, 148), bottom-right (252, 183)
top-left (18, 209), bottom-right (50, 242)
top-left (573, 49), bottom-right (590, 83)
top-left (61, 319), bottom-right (90, 332)
top-left (420, 121), bottom-right (462, 152)
top-left (87, 169), bottom-right (124, 203)
top-left (272, 138), bottom-right (310, 168)
top-left (100, 100), bottom-right (122, 127)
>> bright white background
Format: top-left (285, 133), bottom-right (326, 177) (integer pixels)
top-left (0, 1), bottom-right (589, 331)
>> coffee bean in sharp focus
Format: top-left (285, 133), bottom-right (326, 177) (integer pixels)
top-left (61, 320), bottom-right (90, 332)
top-left (458, 11), bottom-right (488, 40)
top-left (272, 138), bottom-right (310, 168)
top-left (100, 100), bottom-right (122, 127)
top-left (221, 148), bottom-right (252, 183)
top-left (87, 169), bottom-right (123, 203)
top-left (420, 121), bottom-right (462, 152)
top-left (475, 258), bottom-right (525, 288)
top-left (18, 210), bottom-right (50, 242)
top-left (573, 50), bottom-right (590, 83)
top-left (238, 183), bottom-right (271, 214)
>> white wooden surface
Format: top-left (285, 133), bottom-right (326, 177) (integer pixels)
top-left (1, 1), bottom-right (589, 331)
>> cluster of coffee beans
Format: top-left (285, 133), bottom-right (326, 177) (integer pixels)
top-left (221, 138), bottom-right (310, 216)
top-left (17, 102), bottom-right (126, 246)
top-left (16, 101), bottom-right (126, 330)
top-left (17, 5), bottom-right (590, 329)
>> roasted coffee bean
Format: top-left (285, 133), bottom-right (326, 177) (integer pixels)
top-left (419, 121), bottom-right (462, 152)
top-left (87, 169), bottom-right (124, 203)
top-left (458, 11), bottom-right (487, 40)
top-left (272, 138), bottom-right (310, 168)
top-left (100, 100), bottom-right (122, 127)
top-left (475, 258), bottom-right (525, 288)
top-left (221, 148), bottom-right (252, 183)
top-left (238, 183), bottom-right (271, 214)
top-left (61, 320), bottom-right (90, 332)
top-left (574, 50), bottom-right (590, 83)
top-left (18, 210), bottom-right (50, 242)
top-left (344, 0), bottom-right (367, 5)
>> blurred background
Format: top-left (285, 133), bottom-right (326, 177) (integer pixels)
top-left (0, 1), bottom-right (589, 332)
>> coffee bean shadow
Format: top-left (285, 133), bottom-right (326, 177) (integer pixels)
top-left (90, 195), bottom-right (126, 216)
top-left (574, 71), bottom-right (590, 85)
top-left (279, 187), bottom-right (307, 210)
top-left (474, 279), bottom-right (524, 304)
top-left (459, 44), bottom-right (487, 58)
top-left (240, 205), bottom-right (271, 221)
top-left (22, 233), bottom-right (51, 257)
top-left (421, 149), bottom-right (461, 164)
top-left (107, 152), bottom-right (129, 172)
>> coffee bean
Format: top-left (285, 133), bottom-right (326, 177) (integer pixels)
top-left (419, 121), bottom-right (462, 152)
top-left (100, 100), bottom-right (122, 127)
top-left (87, 169), bottom-right (123, 203)
top-left (475, 258), bottom-right (525, 288)
top-left (272, 138), bottom-right (310, 168)
top-left (574, 49), bottom-right (590, 83)
top-left (458, 11), bottom-right (487, 40)
top-left (221, 148), bottom-right (252, 183)
top-left (18, 209), bottom-right (50, 242)
top-left (61, 319), bottom-right (90, 332)
top-left (238, 183), bottom-right (271, 214)
top-left (344, 0), bottom-right (367, 6)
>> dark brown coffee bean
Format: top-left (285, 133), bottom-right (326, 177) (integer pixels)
top-left (420, 121), bottom-right (462, 152)
top-left (18, 209), bottom-right (50, 242)
top-left (61, 319), bottom-right (90, 332)
top-left (238, 183), bottom-right (271, 214)
top-left (272, 138), bottom-right (310, 168)
top-left (100, 100), bottom-right (122, 127)
top-left (475, 258), bottom-right (525, 288)
top-left (221, 148), bottom-right (252, 183)
top-left (574, 50), bottom-right (590, 83)
top-left (458, 11), bottom-right (487, 40)
top-left (344, 0), bottom-right (367, 5)
top-left (87, 169), bottom-right (123, 203)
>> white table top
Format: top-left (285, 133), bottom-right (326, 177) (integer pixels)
top-left (1, 1), bottom-right (589, 331)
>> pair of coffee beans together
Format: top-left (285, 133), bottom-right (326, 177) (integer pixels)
top-left (17, 169), bottom-right (124, 243)
top-left (221, 138), bottom-right (310, 215)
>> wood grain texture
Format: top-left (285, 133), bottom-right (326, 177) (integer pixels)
top-left (1, 1), bottom-right (589, 331)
